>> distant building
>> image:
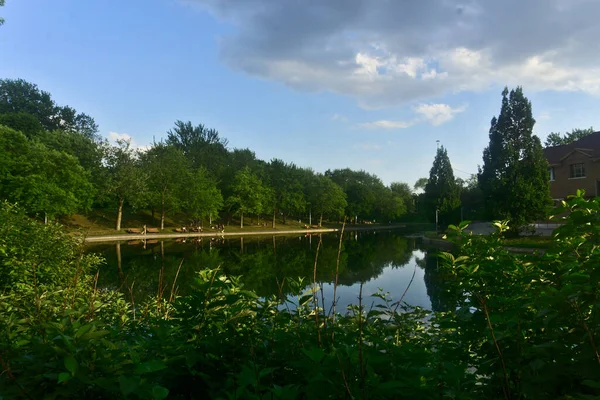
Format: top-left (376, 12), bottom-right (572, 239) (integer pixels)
top-left (544, 131), bottom-right (600, 200)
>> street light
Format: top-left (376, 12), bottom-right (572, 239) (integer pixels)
top-left (436, 208), bottom-right (439, 235)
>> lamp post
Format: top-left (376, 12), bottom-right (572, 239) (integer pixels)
top-left (436, 208), bottom-right (439, 235)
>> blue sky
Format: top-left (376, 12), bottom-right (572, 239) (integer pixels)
top-left (1, 0), bottom-right (599, 186)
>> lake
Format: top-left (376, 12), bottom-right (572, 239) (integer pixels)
top-left (86, 230), bottom-right (457, 313)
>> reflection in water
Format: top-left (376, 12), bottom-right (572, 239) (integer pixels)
top-left (89, 231), bottom-right (446, 311)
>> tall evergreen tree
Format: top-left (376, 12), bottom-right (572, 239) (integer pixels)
top-left (423, 146), bottom-right (461, 225)
top-left (478, 87), bottom-right (551, 228)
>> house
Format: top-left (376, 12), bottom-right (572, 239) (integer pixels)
top-left (544, 131), bottom-right (600, 200)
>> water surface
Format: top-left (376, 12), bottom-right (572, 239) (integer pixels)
top-left (87, 231), bottom-right (457, 312)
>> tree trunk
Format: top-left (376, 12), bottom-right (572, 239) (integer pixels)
top-left (116, 242), bottom-right (123, 279)
top-left (209, 214), bottom-right (212, 225)
top-left (240, 211), bottom-right (244, 228)
top-left (257, 214), bottom-right (260, 226)
top-left (241, 237), bottom-right (244, 253)
top-left (160, 199), bottom-right (165, 230)
top-left (272, 210), bottom-right (276, 229)
top-left (116, 198), bottom-right (124, 231)
top-left (283, 213), bottom-right (286, 224)
top-left (44, 212), bottom-right (48, 225)
top-left (319, 213), bottom-right (323, 227)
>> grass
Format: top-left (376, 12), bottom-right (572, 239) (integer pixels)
top-left (60, 208), bottom-right (428, 237)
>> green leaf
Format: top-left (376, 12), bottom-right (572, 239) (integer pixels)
top-left (582, 380), bottom-right (600, 389)
top-left (119, 375), bottom-right (139, 397)
top-left (301, 347), bottom-right (326, 364)
top-left (134, 360), bottom-right (167, 374)
top-left (152, 385), bottom-right (170, 400)
top-left (57, 372), bottom-right (70, 384)
top-left (64, 355), bottom-right (78, 376)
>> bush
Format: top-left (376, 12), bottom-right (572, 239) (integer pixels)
top-left (1, 193), bottom-right (600, 399)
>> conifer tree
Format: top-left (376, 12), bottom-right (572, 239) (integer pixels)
top-left (424, 145), bottom-right (461, 225)
top-left (478, 87), bottom-right (551, 228)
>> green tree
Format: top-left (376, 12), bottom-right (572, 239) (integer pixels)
top-left (227, 167), bottom-right (267, 228)
top-left (423, 146), bottom-right (461, 225)
top-left (267, 159), bottom-right (306, 224)
top-left (0, 79), bottom-right (98, 135)
top-left (141, 143), bottom-right (189, 230)
top-left (166, 120), bottom-right (229, 175)
top-left (390, 182), bottom-right (414, 214)
top-left (478, 87), bottom-right (551, 228)
top-left (182, 167), bottom-right (223, 226)
top-left (326, 168), bottom-right (385, 222)
top-left (309, 174), bottom-right (347, 226)
top-left (0, 126), bottom-right (94, 221)
top-left (0, 112), bottom-right (44, 138)
top-left (0, 0), bottom-right (5, 26)
top-left (544, 126), bottom-right (595, 147)
top-left (105, 140), bottom-right (148, 231)
top-left (413, 177), bottom-right (428, 192)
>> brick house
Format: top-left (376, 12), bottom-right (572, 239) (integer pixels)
top-left (544, 131), bottom-right (600, 200)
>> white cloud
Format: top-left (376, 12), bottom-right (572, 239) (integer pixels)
top-left (359, 120), bottom-right (416, 130)
top-left (359, 102), bottom-right (465, 130)
top-left (107, 132), bottom-right (150, 152)
top-left (414, 103), bottom-right (467, 126)
top-left (184, 0), bottom-right (600, 108)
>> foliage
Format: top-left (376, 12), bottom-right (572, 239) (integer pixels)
top-left (478, 87), bottom-right (551, 229)
top-left (0, 125), bottom-right (95, 219)
top-left (141, 143), bottom-right (190, 229)
top-left (104, 140), bottom-right (148, 230)
top-left (423, 145), bottom-right (461, 225)
top-left (3, 194), bottom-right (600, 398)
top-left (227, 166), bottom-right (269, 227)
top-left (0, 0), bottom-right (4, 26)
top-left (0, 78), bottom-right (98, 136)
top-left (307, 174), bottom-right (347, 225)
top-left (166, 120), bottom-right (229, 175)
top-left (544, 126), bottom-right (595, 147)
top-left (182, 166), bottom-right (223, 224)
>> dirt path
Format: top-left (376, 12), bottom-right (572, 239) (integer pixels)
top-left (83, 224), bottom-right (410, 243)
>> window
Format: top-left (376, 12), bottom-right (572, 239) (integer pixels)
top-left (570, 163), bottom-right (586, 178)
top-left (549, 167), bottom-right (555, 181)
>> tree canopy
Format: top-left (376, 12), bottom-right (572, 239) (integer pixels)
top-left (423, 146), bottom-right (461, 225)
top-left (478, 87), bottom-right (551, 228)
top-left (544, 127), bottom-right (595, 147)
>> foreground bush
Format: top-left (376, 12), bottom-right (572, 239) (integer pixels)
top-left (1, 193), bottom-right (600, 399)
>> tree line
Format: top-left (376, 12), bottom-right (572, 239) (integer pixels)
top-left (418, 86), bottom-right (593, 231)
top-left (0, 78), bottom-right (420, 230)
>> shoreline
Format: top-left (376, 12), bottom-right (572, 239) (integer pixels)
top-left (83, 224), bottom-right (412, 243)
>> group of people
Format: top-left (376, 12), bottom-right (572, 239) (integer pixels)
top-left (212, 224), bottom-right (225, 232)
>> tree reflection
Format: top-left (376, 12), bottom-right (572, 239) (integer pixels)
top-left (88, 231), bottom-right (442, 304)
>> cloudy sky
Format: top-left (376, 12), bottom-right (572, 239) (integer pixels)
top-left (2, 0), bottom-right (599, 185)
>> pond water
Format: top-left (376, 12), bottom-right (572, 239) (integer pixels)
top-left (86, 230), bottom-right (457, 313)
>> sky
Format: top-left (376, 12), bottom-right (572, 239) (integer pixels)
top-left (1, 0), bottom-right (600, 186)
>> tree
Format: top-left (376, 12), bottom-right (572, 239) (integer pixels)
top-left (413, 178), bottom-right (428, 192)
top-left (182, 167), bottom-right (223, 226)
top-left (141, 142), bottom-right (189, 230)
top-left (423, 146), bottom-right (461, 225)
top-left (166, 120), bottom-right (229, 175)
top-left (390, 182), bottom-right (414, 214)
top-left (0, 125), bottom-right (94, 221)
top-left (544, 127), bottom-right (595, 147)
top-left (309, 174), bottom-right (347, 226)
top-left (326, 168), bottom-right (385, 222)
top-left (478, 87), bottom-right (551, 228)
top-left (267, 159), bottom-right (307, 224)
top-left (0, 112), bottom-right (44, 138)
top-left (227, 167), bottom-right (267, 228)
top-left (105, 140), bottom-right (148, 230)
top-left (0, 79), bottom-right (98, 135)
